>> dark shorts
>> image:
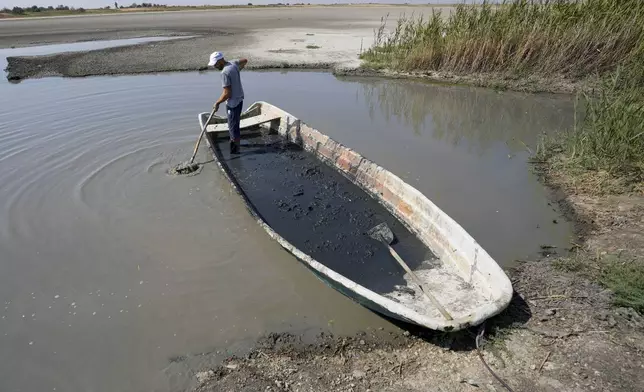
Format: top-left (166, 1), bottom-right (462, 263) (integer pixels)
top-left (226, 101), bottom-right (243, 141)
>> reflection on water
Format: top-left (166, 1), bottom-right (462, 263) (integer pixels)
top-left (0, 69), bottom-right (574, 392)
top-left (358, 77), bottom-right (572, 155)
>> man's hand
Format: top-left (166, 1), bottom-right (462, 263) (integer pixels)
top-left (213, 102), bottom-right (220, 113)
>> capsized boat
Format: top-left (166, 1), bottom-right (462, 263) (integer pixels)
top-left (198, 101), bottom-right (513, 331)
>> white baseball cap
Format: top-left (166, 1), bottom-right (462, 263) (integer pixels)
top-left (208, 51), bottom-right (224, 66)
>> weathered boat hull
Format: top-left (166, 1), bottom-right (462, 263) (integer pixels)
top-left (199, 101), bottom-right (513, 331)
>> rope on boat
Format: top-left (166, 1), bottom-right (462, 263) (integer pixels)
top-left (475, 322), bottom-right (516, 392)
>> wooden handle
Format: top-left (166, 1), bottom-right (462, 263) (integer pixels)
top-left (387, 244), bottom-right (453, 321)
top-left (189, 108), bottom-right (217, 164)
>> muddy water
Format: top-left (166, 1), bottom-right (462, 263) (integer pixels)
top-left (1, 61), bottom-right (573, 391)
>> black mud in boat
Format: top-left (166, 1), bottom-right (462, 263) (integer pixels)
top-left (199, 102), bottom-right (512, 331)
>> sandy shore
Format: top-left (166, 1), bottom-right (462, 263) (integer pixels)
top-left (2, 6), bottom-right (451, 80)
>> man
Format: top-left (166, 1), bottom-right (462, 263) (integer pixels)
top-left (208, 51), bottom-right (248, 154)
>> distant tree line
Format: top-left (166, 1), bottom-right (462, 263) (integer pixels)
top-left (1, 2), bottom-right (313, 15)
top-left (126, 3), bottom-right (167, 8)
top-left (1, 5), bottom-right (85, 14)
top-left (0, 3), bottom-right (168, 14)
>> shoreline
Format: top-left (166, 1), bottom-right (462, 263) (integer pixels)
top-left (335, 67), bottom-right (592, 95)
top-left (4, 34), bottom-right (592, 96)
top-left (5, 37), bottom-right (591, 96)
top-left (7, 55), bottom-right (591, 96)
top-left (3, 31), bottom-right (364, 81)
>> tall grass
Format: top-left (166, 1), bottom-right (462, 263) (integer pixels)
top-left (362, 0), bottom-right (644, 80)
top-left (363, 0), bottom-right (644, 190)
top-left (537, 68), bottom-right (644, 187)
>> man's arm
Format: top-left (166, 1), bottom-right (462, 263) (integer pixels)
top-left (214, 86), bottom-right (231, 112)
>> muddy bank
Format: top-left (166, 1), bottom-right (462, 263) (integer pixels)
top-left (336, 67), bottom-right (598, 95)
top-left (193, 261), bottom-right (644, 392)
top-left (193, 262), bottom-right (644, 392)
top-left (4, 30), bottom-right (362, 81)
top-left (5, 34), bottom-right (231, 80)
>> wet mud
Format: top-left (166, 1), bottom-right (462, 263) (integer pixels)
top-left (212, 131), bottom-right (436, 295)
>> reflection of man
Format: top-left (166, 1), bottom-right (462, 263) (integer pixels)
top-left (208, 51), bottom-right (248, 154)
